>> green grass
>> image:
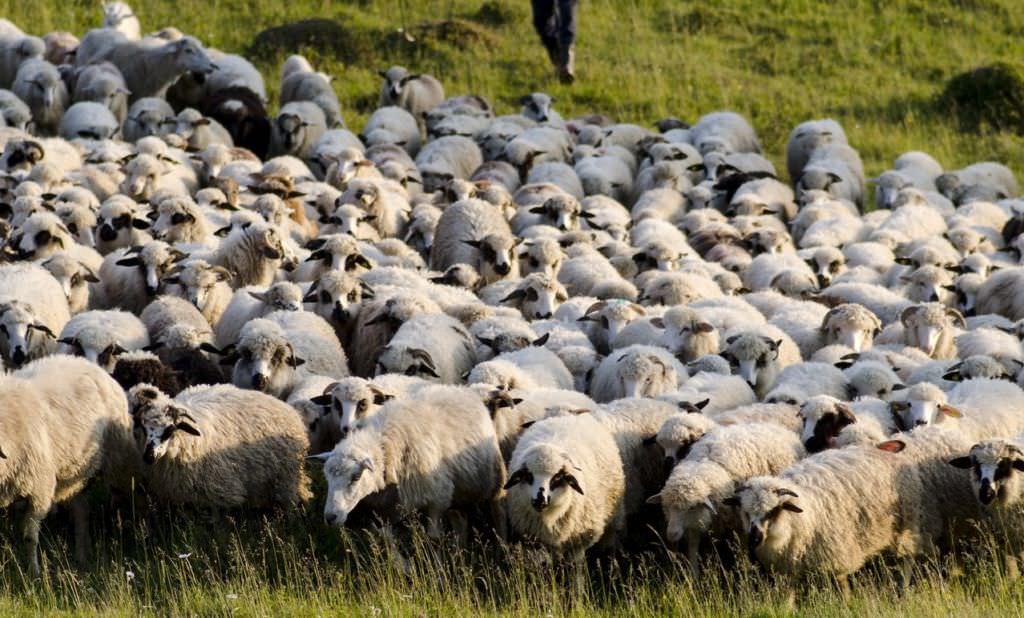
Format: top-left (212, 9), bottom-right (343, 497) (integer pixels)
top-left (3, 0), bottom-right (1024, 613)
top-left (7, 0), bottom-right (1024, 179)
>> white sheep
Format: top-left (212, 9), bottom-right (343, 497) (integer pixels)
top-left (57, 309), bottom-right (150, 371)
top-left (0, 262), bottom-right (70, 366)
top-left (589, 344), bottom-right (686, 402)
top-left (375, 313), bottom-right (476, 384)
top-left (378, 66), bottom-right (445, 125)
top-left (12, 58), bottom-right (67, 136)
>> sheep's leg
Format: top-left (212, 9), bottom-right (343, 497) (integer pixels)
top-left (1005, 552), bottom-right (1021, 581)
top-left (22, 499), bottom-right (48, 578)
top-left (69, 493), bottom-right (91, 569)
top-left (836, 574), bottom-right (851, 600)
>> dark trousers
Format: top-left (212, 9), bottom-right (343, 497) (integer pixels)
top-left (531, 0), bottom-right (577, 55)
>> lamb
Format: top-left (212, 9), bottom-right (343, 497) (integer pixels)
top-left (468, 345), bottom-right (574, 391)
top-left (74, 33), bottom-right (216, 102)
top-left (377, 66), bottom-right (445, 126)
top-left (0, 262), bottom-right (71, 366)
top-left (0, 355), bottom-right (134, 574)
top-left (589, 344), bottom-right (686, 402)
top-left (13, 58), bottom-right (68, 136)
top-left (206, 221), bottom-right (288, 288)
top-left (647, 422), bottom-right (806, 572)
top-left (518, 237), bottom-right (564, 279)
top-left (720, 325), bottom-right (802, 397)
top-left (122, 97), bottom-right (175, 142)
top-left (796, 143), bottom-right (866, 208)
top-left (313, 374), bottom-right (423, 440)
top-left (313, 384), bottom-right (502, 540)
top-left (504, 413), bottom-right (626, 559)
top-left (819, 303), bottom-right (881, 352)
top-left (57, 309), bottom-right (150, 371)
top-left (375, 313), bottom-right (477, 384)
top-left (278, 66), bottom-right (341, 129)
top-left (936, 162), bottom-right (1018, 203)
top-left (0, 88), bottom-right (31, 130)
top-left (227, 310), bottom-right (349, 398)
top-left (127, 383), bottom-right (311, 509)
top-left (430, 198), bottom-right (518, 283)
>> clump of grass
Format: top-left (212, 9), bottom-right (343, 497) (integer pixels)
top-left (942, 63), bottom-right (1024, 134)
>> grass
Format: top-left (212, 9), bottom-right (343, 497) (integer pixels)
top-left (7, 0), bottom-right (1024, 180)
top-left (2, 0), bottom-right (1024, 613)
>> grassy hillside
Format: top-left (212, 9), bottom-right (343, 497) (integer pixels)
top-left (10, 0), bottom-right (1024, 179)
top-left (2, 1), bottom-right (1024, 614)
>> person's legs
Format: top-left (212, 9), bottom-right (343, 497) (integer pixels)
top-left (531, 0), bottom-right (559, 65)
top-left (555, 0), bottom-right (577, 82)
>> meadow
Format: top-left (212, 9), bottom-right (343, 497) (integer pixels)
top-left (2, 0), bottom-right (1024, 614)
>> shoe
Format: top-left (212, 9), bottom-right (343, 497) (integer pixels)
top-left (557, 44), bottom-right (575, 84)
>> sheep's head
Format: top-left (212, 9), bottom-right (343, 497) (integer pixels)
top-left (500, 273), bottom-right (567, 320)
top-left (304, 271), bottom-right (370, 324)
top-left (12, 212), bottom-right (70, 260)
top-left (804, 247), bottom-right (845, 288)
top-left (117, 241), bottom-right (184, 297)
top-left (325, 203), bottom-right (374, 238)
top-left (316, 377), bottom-right (393, 439)
top-left (57, 324), bottom-right (131, 372)
top-left (0, 300), bottom-right (55, 367)
top-left (768, 270), bottom-right (818, 299)
top-left (519, 238), bottom-right (564, 279)
top-left (528, 195), bottom-right (580, 231)
top-left (901, 265), bottom-right (954, 305)
top-left (647, 460), bottom-right (730, 543)
top-left (1, 139), bottom-right (45, 173)
top-left (519, 93), bottom-right (556, 124)
top-left (305, 234), bottom-right (370, 273)
top-left (615, 348), bottom-right (676, 399)
top-left (633, 239), bottom-right (680, 273)
top-left (378, 65), bottom-right (412, 101)
top-left (651, 406), bottom-right (713, 469)
top-left (171, 37), bottom-right (216, 75)
top-left (820, 303), bottom-right (880, 353)
top-left (899, 303), bottom-right (965, 357)
top-left (127, 384), bottom-right (201, 464)
top-left (312, 431), bottom-right (384, 527)
top-left (888, 382), bottom-right (960, 430)
top-left (844, 361), bottom-right (905, 400)
top-left (721, 333), bottom-right (782, 392)
top-left (505, 443), bottom-right (584, 515)
top-left (227, 318), bottom-right (305, 397)
top-left (579, 299), bottom-right (645, 344)
top-left (165, 260), bottom-right (231, 314)
top-left (943, 355), bottom-right (1014, 383)
top-left (150, 197), bottom-right (202, 243)
top-left (430, 263), bottom-right (480, 290)
top-left (404, 205), bottom-right (440, 255)
top-left (949, 440), bottom-right (1024, 509)
top-left (275, 112), bottom-right (309, 152)
top-left (41, 255), bottom-right (98, 307)
top-left (657, 306), bottom-right (717, 361)
top-left (463, 233), bottom-right (517, 282)
top-left (725, 479), bottom-right (804, 554)
top-left (798, 396), bottom-right (856, 453)
top-left (252, 281), bottom-right (304, 313)
top-left (947, 272), bottom-right (985, 317)
top-left (375, 345), bottom-right (440, 380)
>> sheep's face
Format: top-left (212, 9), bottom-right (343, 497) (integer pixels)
top-left (331, 380), bottom-right (391, 438)
top-left (950, 274), bottom-right (983, 316)
top-left (805, 251), bottom-right (845, 288)
top-left (945, 356), bottom-right (1012, 382)
top-left (97, 202), bottom-right (148, 245)
top-left (847, 366), bottom-right (903, 400)
top-left (276, 113), bottom-right (307, 152)
top-left (14, 218), bottom-right (68, 260)
top-left (729, 482), bottom-right (803, 555)
top-left (872, 171), bottom-right (909, 209)
top-left (130, 392), bottom-right (201, 464)
top-left (633, 241), bottom-right (680, 274)
top-left (950, 441), bottom-right (1024, 509)
top-left (889, 395), bottom-right (959, 430)
top-left (502, 277), bottom-right (566, 320)
top-left (56, 204), bottom-right (97, 246)
top-left (661, 315), bottom-right (717, 361)
top-left (120, 156), bottom-right (163, 201)
top-left (721, 334), bottom-right (780, 392)
top-left (505, 446), bottom-right (583, 518)
top-left (305, 274), bottom-right (365, 324)
top-left (260, 283), bottom-right (304, 313)
top-left (320, 449), bottom-right (382, 527)
top-left (821, 306), bottom-right (880, 353)
top-left (798, 398), bottom-right (855, 453)
top-left (656, 412), bottom-right (712, 468)
top-left (41, 256), bottom-right (97, 307)
top-left (902, 266), bottom-right (953, 304)
top-left (470, 234), bottom-right (518, 283)
top-left (618, 352), bottom-right (674, 399)
top-left (519, 94), bottom-right (555, 124)
top-left (375, 346), bottom-right (440, 380)
top-left (118, 243), bottom-right (181, 297)
top-left (0, 301), bottom-right (53, 367)
top-left (58, 328), bottom-right (128, 371)
top-left (173, 38), bottom-right (216, 75)
top-left (151, 200), bottom-right (199, 243)
top-left (327, 204), bottom-right (371, 238)
top-left (519, 241), bottom-right (563, 279)
top-left (404, 217), bottom-right (436, 255)
top-left (529, 196), bottom-right (580, 232)
top-left (900, 305), bottom-right (964, 357)
top-left (174, 264), bottom-right (230, 313)
top-left (231, 332), bottom-right (303, 397)
top-left (127, 108), bottom-right (168, 139)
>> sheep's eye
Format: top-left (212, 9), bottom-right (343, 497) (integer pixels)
top-left (171, 213), bottom-right (186, 225)
top-left (404, 365), bottom-right (419, 376)
top-left (241, 350), bottom-right (252, 362)
top-left (877, 389), bottom-right (887, 397)
top-left (348, 291), bottom-right (358, 302)
top-left (71, 273), bottom-right (82, 286)
top-left (350, 468), bottom-right (363, 485)
top-left (356, 400), bottom-right (368, 413)
top-left (526, 288), bottom-right (539, 302)
top-left (529, 258), bottom-right (539, 268)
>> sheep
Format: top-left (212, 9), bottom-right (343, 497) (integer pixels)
top-left (796, 143), bottom-right (866, 209)
top-left (102, 2), bottom-right (141, 39)
top-left (489, 273), bottom-right (566, 321)
top-left (162, 259), bottom-right (232, 326)
top-left (843, 359), bottom-right (906, 401)
top-left (127, 383), bottom-right (311, 509)
top-left (898, 303), bottom-right (965, 359)
top-left (75, 33), bottom-right (216, 102)
top-left (936, 162), bottom-right (1018, 203)
top-left (95, 195), bottom-right (152, 255)
top-left (13, 58), bottom-right (68, 136)
top-left (361, 106), bottom-right (420, 155)
top-left (118, 153), bottom-right (193, 201)
top-left (648, 422), bottom-right (806, 572)
top-left (375, 313), bottom-right (476, 384)
top-left (872, 151), bottom-right (943, 208)
top-left (0, 28), bottom-right (44, 89)
top-left (335, 178), bottom-right (410, 240)
top-left (40, 254), bottom-right (97, 314)
top-left (57, 309), bottom-right (149, 371)
top-left (269, 101), bottom-right (327, 159)
top-left (818, 303), bottom-right (881, 353)
top-left (0, 262), bottom-right (71, 366)
top-left (214, 281), bottom-right (303, 349)
top-left (688, 111), bottom-right (761, 156)
top-left (71, 61), bottom-right (130, 125)
top-left (227, 310), bottom-right (348, 398)
top-left (286, 374), bottom-right (341, 453)
top-left (589, 344), bottom-right (686, 402)
top-left (798, 396), bottom-right (899, 453)
top-left (785, 119), bottom-right (847, 184)
top-left (976, 268), bottom-right (1024, 321)
top-left (92, 241), bottom-right (182, 313)
top-left (313, 374), bottom-right (419, 441)
top-left (206, 221), bottom-right (289, 288)
top-left (728, 444), bottom-right (918, 590)
top-left (764, 362), bottom-right (850, 407)
top-left (139, 294), bottom-right (213, 361)
top-left (817, 282), bottom-right (914, 326)
top-left (720, 325), bottom-right (801, 397)
top-left (122, 96), bottom-right (174, 142)
top-left (889, 378), bottom-right (1024, 440)
top-left (112, 349), bottom-right (185, 395)
top-left (416, 135), bottom-right (483, 193)
top-left (0, 88), bottom-right (31, 130)
top-left (504, 413), bottom-right (626, 559)
top-left (0, 355), bottom-right (134, 574)
top-left (954, 327), bottom-right (1022, 370)
top-left (518, 237), bottom-right (564, 279)
top-left (171, 108), bottom-right (233, 151)
top-left (430, 198), bottom-right (517, 283)
top-left (468, 345), bottom-right (574, 391)
top-left (377, 66), bottom-right (445, 125)
top-left (59, 101), bottom-right (120, 141)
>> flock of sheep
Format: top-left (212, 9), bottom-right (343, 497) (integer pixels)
top-left (3, 3), bottom-right (1024, 593)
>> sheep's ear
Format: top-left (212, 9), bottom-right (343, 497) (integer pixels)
top-left (563, 473), bottom-right (584, 495)
top-left (500, 289), bottom-right (526, 304)
top-left (132, 218), bottom-right (151, 229)
top-left (309, 394), bottom-right (333, 407)
top-left (171, 407), bottom-right (201, 436)
top-left (948, 456), bottom-right (972, 469)
top-left (503, 467), bottom-right (531, 489)
top-left (29, 323), bottom-right (55, 338)
top-left (532, 333), bottom-right (550, 347)
top-left (835, 403), bottom-right (857, 424)
top-left (781, 502), bottom-right (803, 513)
top-left (722, 495), bottom-right (741, 507)
top-left (938, 404), bottom-right (962, 418)
top-left (346, 254), bottom-right (372, 270)
top-left (520, 420), bottom-right (536, 430)
top-left (641, 435), bottom-right (657, 446)
top-left (891, 383), bottom-right (907, 391)
top-left (306, 451), bottom-right (332, 463)
top-left (249, 291), bottom-right (267, 303)
top-left (461, 239), bottom-right (482, 249)
top-left (725, 335), bottom-right (740, 345)
top-left (945, 308), bottom-right (966, 328)
top-left (650, 317), bottom-right (665, 329)
top-left (695, 322), bottom-right (714, 333)
top-left (141, 341), bottom-right (164, 352)
top-left (116, 256), bottom-right (141, 267)
top-left (1013, 460), bottom-right (1024, 472)
top-left (646, 492), bottom-right (662, 505)
top-left (198, 342), bottom-right (222, 355)
top-left (877, 440), bottom-right (906, 453)
top-left (369, 386), bottom-right (393, 404)
top-left (899, 306), bottom-right (920, 327)
top-left (694, 398), bottom-right (710, 410)
top-left (212, 267), bottom-right (233, 282)
top-left (517, 95), bottom-right (532, 106)
top-left (527, 205), bottom-right (547, 214)
top-left (0, 444), bottom-right (6, 459)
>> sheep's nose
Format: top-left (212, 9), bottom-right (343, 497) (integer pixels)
top-left (11, 347), bottom-right (25, 366)
top-left (332, 305), bottom-right (350, 323)
top-left (663, 456), bottom-right (675, 473)
top-left (252, 373), bottom-right (269, 390)
top-left (929, 292), bottom-right (939, 302)
top-left (339, 426), bottom-right (350, 439)
top-left (816, 274), bottom-right (829, 288)
top-left (535, 312), bottom-right (552, 320)
top-left (748, 526), bottom-right (764, 549)
top-left (494, 263), bottom-right (510, 275)
top-left (980, 480), bottom-right (996, 505)
top-left (99, 224), bottom-right (117, 241)
top-left (914, 419), bottom-right (928, 427)
top-left (531, 491), bottom-right (549, 511)
top-left (324, 513), bottom-right (338, 525)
